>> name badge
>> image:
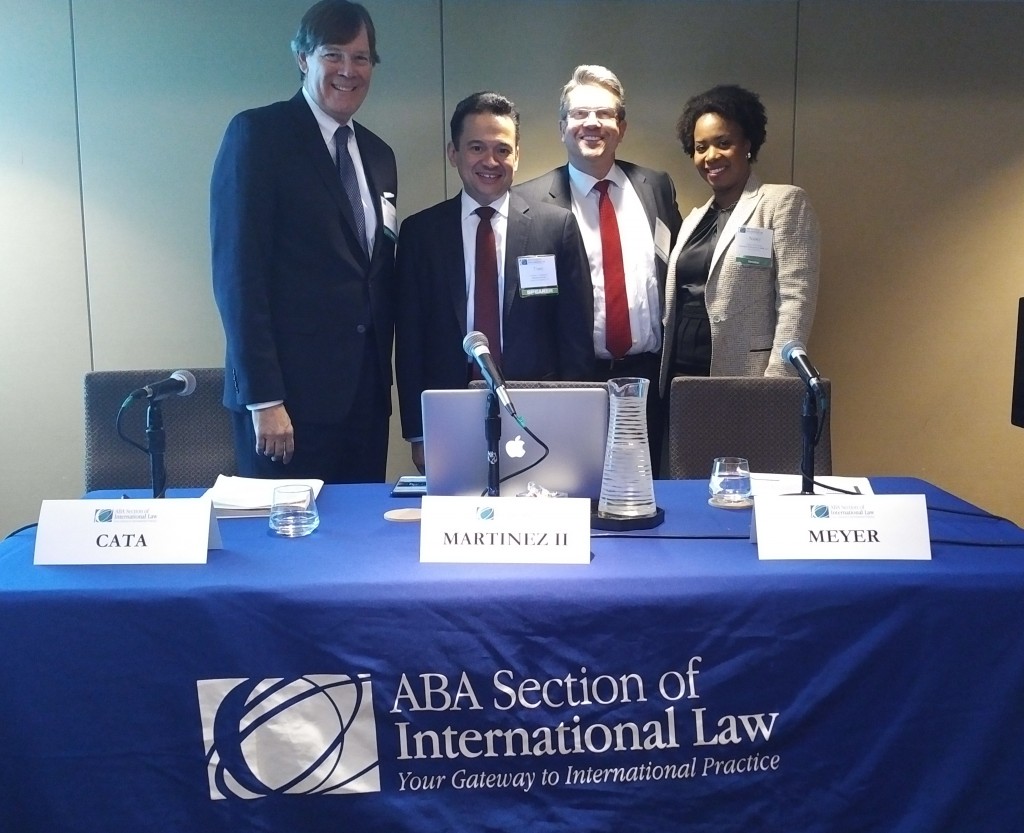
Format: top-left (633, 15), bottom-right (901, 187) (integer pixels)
top-left (34, 498), bottom-right (222, 565)
top-left (381, 192), bottom-right (398, 242)
top-left (654, 217), bottom-right (671, 264)
top-left (734, 226), bottom-right (773, 267)
top-left (752, 494), bottom-right (931, 560)
top-left (419, 496), bottom-right (591, 564)
top-left (517, 255), bottom-right (559, 297)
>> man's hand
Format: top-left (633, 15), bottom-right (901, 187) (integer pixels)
top-left (252, 403), bottom-right (294, 464)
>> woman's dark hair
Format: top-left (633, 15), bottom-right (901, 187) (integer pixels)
top-left (676, 85), bottom-right (767, 161)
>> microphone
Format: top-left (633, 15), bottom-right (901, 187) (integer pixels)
top-left (462, 331), bottom-right (516, 416)
top-left (781, 341), bottom-right (823, 392)
top-left (129, 370), bottom-right (197, 402)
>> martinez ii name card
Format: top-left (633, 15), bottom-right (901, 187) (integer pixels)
top-left (419, 496), bottom-right (591, 564)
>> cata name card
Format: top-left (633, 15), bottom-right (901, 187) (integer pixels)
top-left (34, 498), bottom-right (221, 565)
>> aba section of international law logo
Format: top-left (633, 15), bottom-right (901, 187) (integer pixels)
top-left (197, 675), bottom-right (380, 799)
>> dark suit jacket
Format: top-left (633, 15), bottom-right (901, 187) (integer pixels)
top-left (394, 191), bottom-right (595, 439)
top-left (211, 91), bottom-right (397, 422)
top-left (515, 160), bottom-right (682, 308)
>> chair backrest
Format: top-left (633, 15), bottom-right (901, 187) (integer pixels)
top-left (667, 376), bottom-right (832, 479)
top-left (84, 368), bottom-right (236, 492)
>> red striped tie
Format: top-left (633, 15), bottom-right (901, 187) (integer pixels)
top-left (473, 206), bottom-right (501, 369)
top-left (594, 180), bottom-right (631, 359)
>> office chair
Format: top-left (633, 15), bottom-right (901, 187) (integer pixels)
top-left (666, 376), bottom-right (832, 479)
top-left (83, 367), bottom-right (236, 492)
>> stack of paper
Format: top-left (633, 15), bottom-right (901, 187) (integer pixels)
top-left (204, 475), bottom-right (325, 518)
top-left (750, 474), bottom-right (873, 496)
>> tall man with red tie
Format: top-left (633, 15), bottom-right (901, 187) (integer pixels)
top-left (212, 1), bottom-right (398, 483)
top-left (394, 92), bottom-right (595, 473)
top-left (517, 65), bottom-right (682, 474)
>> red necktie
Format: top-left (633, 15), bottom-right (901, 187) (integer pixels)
top-left (594, 180), bottom-right (632, 359)
top-left (473, 206), bottom-right (501, 369)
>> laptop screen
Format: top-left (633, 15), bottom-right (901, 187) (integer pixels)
top-left (421, 387), bottom-right (609, 498)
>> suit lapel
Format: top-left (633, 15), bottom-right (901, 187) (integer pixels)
top-left (620, 162), bottom-right (657, 235)
top-left (710, 174), bottom-right (763, 275)
top-left (679, 199), bottom-right (712, 248)
top-left (548, 167), bottom-right (573, 208)
top-left (353, 122), bottom-right (386, 264)
top-left (287, 93), bottom-right (352, 222)
top-left (503, 193), bottom-right (531, 323)
top-left (287, 93), bottom-right (371, 268)
top-left (442, 197), bottom-right (469, 334)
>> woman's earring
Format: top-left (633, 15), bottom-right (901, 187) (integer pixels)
top-left (747, 152), bottom-right (751, 160)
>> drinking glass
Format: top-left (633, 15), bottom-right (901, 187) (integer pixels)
top-left (708, 457), bottom-right (753, 508)
top-left (269, 484), bottom-right (320, 536)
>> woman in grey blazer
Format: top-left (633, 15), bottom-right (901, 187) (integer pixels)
top-left (658, 85), bottom-right (820, 396)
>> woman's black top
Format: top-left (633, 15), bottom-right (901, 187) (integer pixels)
top-left (670, 203), bottom-right (731, 377)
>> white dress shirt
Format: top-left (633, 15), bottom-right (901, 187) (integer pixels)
top-left (567, 163), bottom-right (661, 358)
top-left (302, 87), bottom-right (379, 253)
top-left (458, 190), bottom-right (511, 349)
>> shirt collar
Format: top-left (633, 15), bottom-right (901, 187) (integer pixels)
top-left (567, 161), bottom-right (626, 200)
top-left (301, 87), bottom-right (353, 146)
top-left (459, 189), bottom-right (511, 221)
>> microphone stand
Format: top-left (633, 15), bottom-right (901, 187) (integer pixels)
top-left (800, 388), bottom-right (817, 495)
top-left (146, 401), bottom-right (167, 499)
top-left (484, 392), bottom-right (501, 496)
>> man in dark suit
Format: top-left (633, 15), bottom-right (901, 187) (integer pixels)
top-left (516, 65), bottom-right (682, 473)
top-left (211, 0), bottom-right (398, 483)
top-left (394, 91), bottom-right (594, 472)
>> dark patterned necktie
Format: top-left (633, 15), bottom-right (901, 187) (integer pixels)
top-left (335, 125), bottom-right (367, 256)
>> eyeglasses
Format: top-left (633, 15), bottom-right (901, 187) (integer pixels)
top-left (566, 107), bottom-right (621, 123)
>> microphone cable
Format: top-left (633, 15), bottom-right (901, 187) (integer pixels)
top-left (116, 395), bottom-right (150, 455)
top-left (799, 386), bottom-right (840, 492)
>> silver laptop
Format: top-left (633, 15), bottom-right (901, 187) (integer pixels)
top-left (421, 387), bottom-right (609, 498)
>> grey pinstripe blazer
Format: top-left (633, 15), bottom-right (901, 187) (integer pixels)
top-left (658, 174), bottom-right (820, 395)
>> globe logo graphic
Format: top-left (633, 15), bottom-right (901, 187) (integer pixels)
top-left (198, 675), bottom-right (380, 799)
top-left (94, 508), bottom-right (114, 523)
top-left (811, 504), bottom-right (830, 519)
top-left (478, 507), bottom-right (495, 521)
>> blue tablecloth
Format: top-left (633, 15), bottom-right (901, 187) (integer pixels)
top-left (1, 478), bottom-right (1022, 831)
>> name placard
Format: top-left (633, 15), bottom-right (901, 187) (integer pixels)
top-left (34, 498), bottom-right (221, 565)
top-left (419, 496), bottom-right (591, 564)
top-left (752, 494), bottom-right (931, 560)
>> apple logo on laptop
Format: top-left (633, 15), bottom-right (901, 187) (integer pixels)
top-left (505, 436), bottom-right (526, 458)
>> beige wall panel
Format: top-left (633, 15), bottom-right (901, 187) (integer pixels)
top-left (0, 1), bottom-right (92, 532)
top-left (797, 1), bottom-right (1024, 523)
top-left (440, 0), bottom-right (800, 210)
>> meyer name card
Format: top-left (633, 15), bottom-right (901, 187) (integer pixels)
top-left (752, 493), bottom-right (931, 560)
top-left (419, 496), bottom-right (591, 564)
top-left (34, 498), bottom-right (221, 565)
